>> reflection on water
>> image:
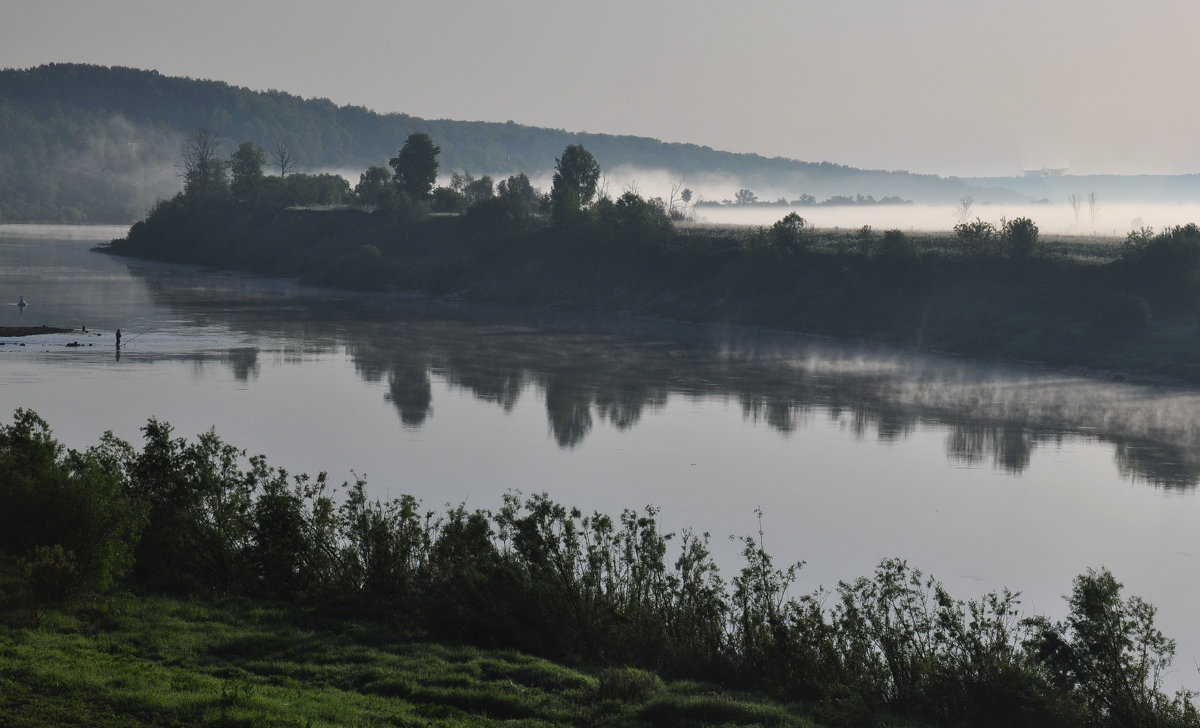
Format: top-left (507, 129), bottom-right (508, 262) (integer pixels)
top-left (125, 264), bottom-right (1200, 489)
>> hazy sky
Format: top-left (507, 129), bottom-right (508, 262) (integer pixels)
top-left (5, 0), bottom-right (1200, 177)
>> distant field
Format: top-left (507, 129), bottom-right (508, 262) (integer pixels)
top-left (689, 201), bottom-right (1200, 236)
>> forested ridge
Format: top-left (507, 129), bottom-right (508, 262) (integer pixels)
top-left (0, 63), bottom-right (995, 222)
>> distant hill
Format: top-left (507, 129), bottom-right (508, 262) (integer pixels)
top-left (1, 63), bottom-right (1189, 223)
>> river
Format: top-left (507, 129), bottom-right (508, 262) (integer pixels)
top-left (2, 224), bottom-right (1198, 690)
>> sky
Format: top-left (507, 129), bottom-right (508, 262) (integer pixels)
top-left (5, 0), bottom-right (1200, 178)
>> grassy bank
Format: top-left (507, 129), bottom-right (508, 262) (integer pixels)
top-left (0, 587), bottom-right (813, 728)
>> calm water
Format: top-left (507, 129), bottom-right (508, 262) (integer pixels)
top-left (2, 226), bottom-right (1198, 689)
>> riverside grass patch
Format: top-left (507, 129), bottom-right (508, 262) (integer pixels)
top-left (0, 591), bottom-right (819, 728)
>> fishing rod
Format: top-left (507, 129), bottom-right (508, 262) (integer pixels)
top-left (118, 328), bottom-right (152, 348)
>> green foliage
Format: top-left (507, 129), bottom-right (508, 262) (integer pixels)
top-left (1122, 224), bottom-right (1200, 309)
top-left (592, 191), bottom-right (674, 253)
top-left (953, 218), bottom-right (999, 255)
top-left (450, 171), bottom-right (495, 209)
top-left (876, 228), bottom-right (917, 259)
top-left (497, 172), bottom-right (544, 215)
top-left (769, 212), bottom-right (807, 251)
top-left (390, 132), bottom-right (440, 200)
top-left (126, 420), bottom-right (256, 591)
top-left (229, 141), bottom-right (265, 201)
top-left (1027, 568), bottom-right (1198, 727)
top-left (431, 186), bottom-right (466, 213)
top-left (551, 144), bottom-right (600, 224)
top-left (256, 172), bottom-right (351, 208)
top-left (0, 409), bottom-right (144, 595)
top-left (1001, 216), bottom-right (1040, 257)
top-left (22, 544), bottom-right (81, 612)
top-left (354, 165), bottom-right (395, 208)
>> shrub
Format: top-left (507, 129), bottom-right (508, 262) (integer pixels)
top-left (953, 218), bottom-right (999, 255)
top-left (22, 544), bottom-right (80, 605)
top-left (1122, 223), bottom-right (1200, 306)
top-left (0, 410), bottom-right (144, 594)
top-left (1002, 217), bottom-right (1040, 257)
top-left (770, 212), bottom-right (807, 252)
top-left (876, 228), bottom-right (917, 259)
top-left (1026, 568), bottom-right (1198, 727)
top-left (431, 186), bottom-right (467, 213)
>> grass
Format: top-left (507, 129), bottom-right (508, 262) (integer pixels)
top-left (0, 590), bottom-right (824, 728)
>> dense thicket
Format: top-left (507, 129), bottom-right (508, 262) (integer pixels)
top-left (1, 409), bottom-right (1196, 727)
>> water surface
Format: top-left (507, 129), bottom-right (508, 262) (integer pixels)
top-left (2, 226), bottom-right (1197, 689)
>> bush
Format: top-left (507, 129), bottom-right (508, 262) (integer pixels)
top-left (592, 192), bottom-right (674, 253)
top-left (1122, 223), bottom-right (1200, 306)
top-left (1002, 217), bottom-right (1040, 257)
top-left (431, 186), bottom-right (467, 213)
top-left (770, 212), bottom-right (807, 252)
top-left (876, 228), bottom-right (917, 259)
top-left (22, 544), bottom-right (81, 606)
top-left (953, 218), bottom-right (999, 255)
top-left (1026, 568), bottom-right (1199, 727)
top-left (0, 410), bottom-right (144, 594)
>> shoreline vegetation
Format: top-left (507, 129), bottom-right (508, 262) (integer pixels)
top-left (2, 408), bottom-right (1198, 727)
top-left (106, 133), bottom-right (1200, 385)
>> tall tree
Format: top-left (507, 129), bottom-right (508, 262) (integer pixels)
top-left (550, 144), bottom-right (600, 222)
top-left (229, 141), bottom-right (265, 201)
top-left (389, 133), bottom-right (440, 200)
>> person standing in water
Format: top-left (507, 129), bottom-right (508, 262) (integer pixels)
top-left (115, 329), bottom-right (121, 361)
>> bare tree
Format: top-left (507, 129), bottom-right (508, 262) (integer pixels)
top-left (1088, 191), bottom-right (1098, 228)
top-left (176, 128), bottom-right (226, 196)
top-left (271, 141), bottom-right (298, 177)
top-left (955, 196), bottom-right (974, 224)
top-left (176, 128), bottom-right (219, 178)
top-left (1068, 194), bottom-right (1082, 226)
top-left (667, 180), bottom-right (683, 218)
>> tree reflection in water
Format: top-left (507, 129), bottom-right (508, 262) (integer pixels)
top-left (143, 280), bottom-right (1200, 489)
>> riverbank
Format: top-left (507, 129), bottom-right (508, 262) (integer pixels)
top-left (105, 198), bottom-right (1200, 383)
top-left (0, 587), bottom-right (813, 728)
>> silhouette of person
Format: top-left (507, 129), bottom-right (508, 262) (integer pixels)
top-left (115, 329), bottom-right (121, 361)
